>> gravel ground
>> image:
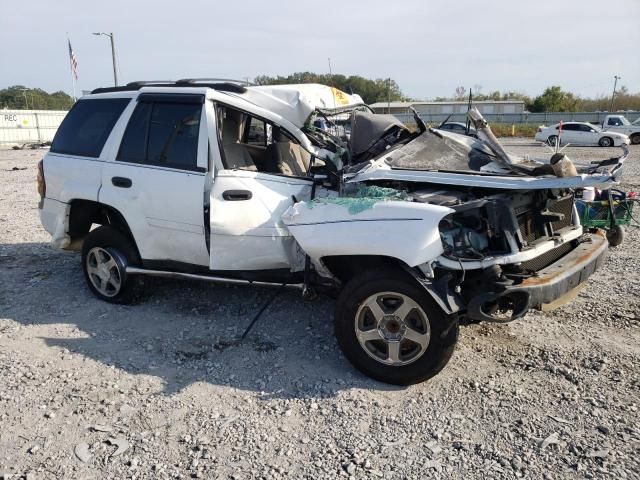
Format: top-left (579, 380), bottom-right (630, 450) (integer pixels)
top-left (0, 139), bottom-right (639, 480)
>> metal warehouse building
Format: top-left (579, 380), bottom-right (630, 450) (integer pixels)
top-left (369, 100), bottom-right (526, 116)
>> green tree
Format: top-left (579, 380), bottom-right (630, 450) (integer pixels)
top-left (529, 86), bottom-right (580, 112)
top-left (0, 85), bottom-right (73, 110)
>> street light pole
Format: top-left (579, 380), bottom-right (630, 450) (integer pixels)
top-left (93, 32), bottom-right (118, 86)
top-left (20, 88), bottom-right (29, 109)
top-left (610, 75), bottom-right (621, 112)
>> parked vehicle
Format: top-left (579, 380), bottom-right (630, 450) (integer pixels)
top-left (435, 121), bottom-right (478, 138)
top-left (38, 80), bottom-right (629, 385)
top-left (535, 122), bottom-right (630, 147)
top-left (601, 114), bottom-right (640, 145)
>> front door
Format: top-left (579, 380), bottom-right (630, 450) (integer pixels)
top-left (100, 93), bottom-right (210, 266)
top-left (209, 170), bottom-right (311, 271)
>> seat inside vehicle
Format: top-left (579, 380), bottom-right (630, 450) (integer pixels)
top-left (266, 127), bottom-right (311, 176)
top-left (220, 110), bottom-right (257, 171)
top-left (219, 105), bottom-right (310, 177)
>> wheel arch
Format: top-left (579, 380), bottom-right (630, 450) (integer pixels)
top-left (321, 254), bottom-right (463, 316)
top-left (67, 199), bottom-right (139, 257)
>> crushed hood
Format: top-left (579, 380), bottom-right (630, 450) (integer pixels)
top-left (347, 110), bottom-right (629, 190)
top-left (241, 84), bottom-right (365, 128)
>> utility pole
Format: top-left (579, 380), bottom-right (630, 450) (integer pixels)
top-left (93, 32), bottom-right (118, 86)
top-left (610, 75), bottom-right (621, 111)
top-left (20, 88), bottom-right (29, 109)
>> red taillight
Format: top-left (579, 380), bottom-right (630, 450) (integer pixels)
top-left (37, 159), bottom-right (46, 200)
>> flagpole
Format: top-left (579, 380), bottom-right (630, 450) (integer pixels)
top-left (67, 35), bottom-right (77, 102)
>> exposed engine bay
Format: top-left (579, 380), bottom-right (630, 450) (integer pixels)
top-left (284, 108), bottom-right (624, 324)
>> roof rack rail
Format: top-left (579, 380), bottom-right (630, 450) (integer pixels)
top-left (91, 79), bottom-right (251, 95)
top-left (126, 80), bottom-right (175, 86)
top-left (176, 78), bottom-right (254, 86)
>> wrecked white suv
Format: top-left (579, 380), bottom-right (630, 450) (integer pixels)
top-left (38, 80), bottom-right (629, 385)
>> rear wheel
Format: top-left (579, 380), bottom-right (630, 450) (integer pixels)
top-left (546, 135), bottom-right (558, 146)
top-left (599, 136), bottom-right (613, 147)
top-left (334, 268), bottom-right (458, 385)
top-left (81, 226), bottom-right (144, 304)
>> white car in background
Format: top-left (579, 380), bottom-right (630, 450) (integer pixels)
top-left (535, 122), bottom-right (630, 147)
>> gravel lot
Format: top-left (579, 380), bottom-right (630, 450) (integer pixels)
top-left (1, 139), bottom-right (639, 479)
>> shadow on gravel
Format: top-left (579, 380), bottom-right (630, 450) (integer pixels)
top-left (0, 242), bottom-right (402, 397)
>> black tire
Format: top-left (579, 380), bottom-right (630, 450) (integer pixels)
top-left (606, 226), bottom-right (625, 247)
top-left (334, 268), bottom-right (458, 385)
top-left (599, 136), bottom-right (613, 147)
top-left (547, 135), bottom-right (558, 146)
top-left (630, 133), bottom-right (640, 145)
top-left (81, 226), bottom-right (145, 304)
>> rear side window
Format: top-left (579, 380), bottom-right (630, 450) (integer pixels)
top-left (118, 99), bottom-right (202, 171)
top-left (51, 98), bottom-right (130, 157)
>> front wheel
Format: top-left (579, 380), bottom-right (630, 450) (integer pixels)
top-left (630, 133), bottom-right (640, 145)
top-left (334, 268), bottom-right (458, 385)
top-left (599, 136), bottom-right (614, 147)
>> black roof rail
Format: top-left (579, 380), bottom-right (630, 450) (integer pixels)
top-left (176, 78), bottom-right (253, 86)
top-left (90, 79), bottom-right (251, 95)
top-left (126, 80), bottom-right (175, 86)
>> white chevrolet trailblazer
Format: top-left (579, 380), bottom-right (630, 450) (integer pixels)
top-left (38, 80), bottom-right (628, 385)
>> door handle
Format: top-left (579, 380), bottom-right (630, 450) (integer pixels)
top-left (222, 190), bottom-right (252, 201)
top-left (112, 176), bottom-right (132, 188)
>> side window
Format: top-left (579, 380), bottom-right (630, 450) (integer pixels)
top-left (147, 103), bottom-right (201, 169)
top-left (118, 102), bottom-right (151, 163)
top-left (562, 124), bottom-right (577, 131)
top-left (608, 118), bottom-right (621, 126)
top-left (118, 99), bottom-right (202, 171)
top-left (51, 98), bottom-right (130, 157)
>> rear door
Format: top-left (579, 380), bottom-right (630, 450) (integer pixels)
top-left (100, 93), bottom-right (210, 266)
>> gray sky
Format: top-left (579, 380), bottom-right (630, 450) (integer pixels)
top-left (1, 0), bottom-right (639, 100)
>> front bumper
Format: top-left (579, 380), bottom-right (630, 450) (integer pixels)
top-left (467, 231), bottom-right (608, 322)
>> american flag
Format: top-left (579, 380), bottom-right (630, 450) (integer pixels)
top-left (68, 39), bottom-right (78, 80)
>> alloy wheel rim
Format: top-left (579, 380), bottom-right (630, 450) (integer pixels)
top-left (354, 291), bottom-right (431, 366)
top-left (86, 247), bottom-right (122, 297)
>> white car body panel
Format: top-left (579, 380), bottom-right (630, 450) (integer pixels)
top-left (209, 170), bottom-right (311, 271)
top-left (282, 200), bottom-right (453, 268)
